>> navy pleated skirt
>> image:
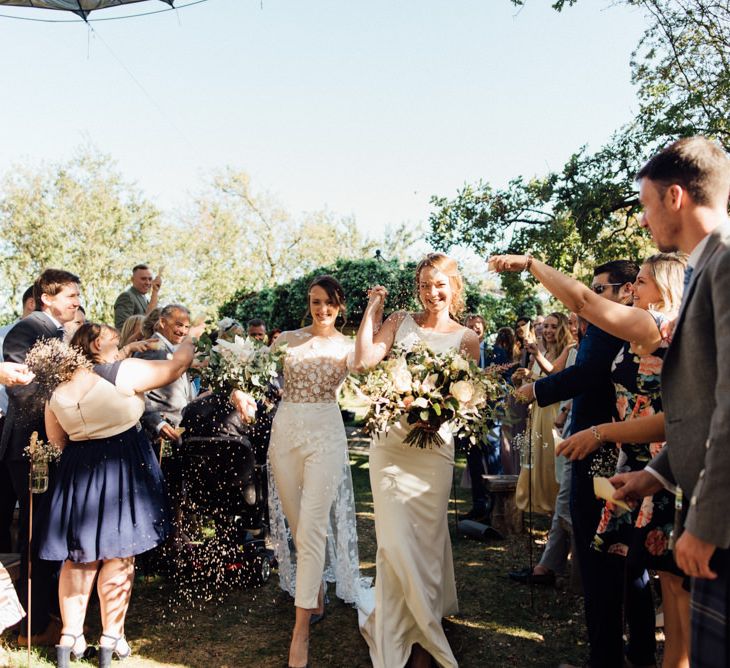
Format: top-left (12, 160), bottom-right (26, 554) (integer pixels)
top-left (38, 425), bottom-right (171, 563)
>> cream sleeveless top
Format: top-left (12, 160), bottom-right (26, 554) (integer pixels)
top-left (50, 364), bottom-right (144, 441)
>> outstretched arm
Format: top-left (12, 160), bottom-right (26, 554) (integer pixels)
top-left (556, 412), bottom-right (666, 460)
top-left (490, 254), bottom-right (661, 351)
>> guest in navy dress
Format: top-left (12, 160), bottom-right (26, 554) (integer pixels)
top-left (37, 322), bottom-right (195, 668)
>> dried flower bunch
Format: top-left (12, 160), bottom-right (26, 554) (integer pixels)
top-left (23, 430), bottom-right (62, 464)
top-left (24, 337), bottom-right (93, 401)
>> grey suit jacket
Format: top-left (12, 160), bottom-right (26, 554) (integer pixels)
top-left (114, 287), bottom-right (148, 330)
top-left (133, 336), bottom-right (193, 436)
top-left (650, 221), bottom-right (730, 548)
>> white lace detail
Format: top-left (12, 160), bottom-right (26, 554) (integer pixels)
top-left (267, 329), bottom-right (368, 605)
top-left (280, 331), bottom-right (352, 403)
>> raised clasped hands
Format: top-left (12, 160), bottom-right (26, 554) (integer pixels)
top-left (0, 362), bottom-right (35, 386)
top-left (555, 428), bottom-right (602, 461)
top-left (230, 389), bottom-right (257, 424)
top-left (366, 285), bottom-right (388, 313)
top-left (488, 254), bottom-right (530, 273)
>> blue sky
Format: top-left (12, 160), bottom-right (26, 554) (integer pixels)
top-left (0, 0), bottom-right (647, 240)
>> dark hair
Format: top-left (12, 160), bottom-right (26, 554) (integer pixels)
top-left (132, 264), bottom-right (150, 273)
top-left (465, 313), bottom-right (487, 328)
top-left (70, 322), bottom-right (118, 364)
top-left (33, 269), bottom-right (81, 310)
top-left (77, 305), bottom-right (86, 315)
top-left (305, 275), bottom-right (347, 327)
top-left (495, 327), bottom-right (515, 352)
top-left (247, 318), bottom-right (266, 330)
top-left (515, 315), bottom-right (531, 327)
top-left (636, 136), bottom-right (730, 207)
top-left (593, 260), bottom-right (640, 291)
top-left (21, 286), bottom-right (34, 305)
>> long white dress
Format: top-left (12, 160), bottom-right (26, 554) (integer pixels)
top-left (359, 313), bottom-right (464, 668)
top-left (267, 330), bottom-right (366, 606)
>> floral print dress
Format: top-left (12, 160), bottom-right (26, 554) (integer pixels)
top-left (591, 312), bottom-right (681, 574)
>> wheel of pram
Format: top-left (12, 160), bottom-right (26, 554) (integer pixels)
top-left (255, 554), bottom-right (272, 584)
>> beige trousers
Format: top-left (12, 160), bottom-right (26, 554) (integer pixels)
top-left (269, 402), bottom-right (345, 609)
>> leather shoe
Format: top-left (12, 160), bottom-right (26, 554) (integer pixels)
top-left (508, 566), bottom-right (556, 586)
top-left (17, 616), bottom-right (62, 647)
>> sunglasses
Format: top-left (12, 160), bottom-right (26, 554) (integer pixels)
top-left (591, 282), bottom-right (623, 294)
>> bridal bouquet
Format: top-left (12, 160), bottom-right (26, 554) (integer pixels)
top-left (355, 338), bottom-right (508, 449)
top-left (194, 332), bottom-right (286, 407)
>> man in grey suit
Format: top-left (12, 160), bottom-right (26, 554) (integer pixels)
top-left (613, 136), bottom-right (730, 667)
top-left (134, 303), bottom-right (195, 447)
top-left (113, 263), bottom-right (162, 330)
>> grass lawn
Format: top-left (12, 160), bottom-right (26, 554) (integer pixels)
top-left (2, 448), bottom-right (589, 668)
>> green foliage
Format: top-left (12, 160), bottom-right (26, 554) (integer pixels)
top-left (220, 258), bottom-right (420, 332)
top-left (432, 0), bottom-right (728, 304)
top-left (0, 146), bottom-right (165, 323)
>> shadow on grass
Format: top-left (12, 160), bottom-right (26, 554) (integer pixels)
top-left (2, 452), bottom-right (586, 668)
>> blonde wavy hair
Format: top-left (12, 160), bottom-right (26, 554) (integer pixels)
top-left (544, 312), bottom-right (574, 360)
top-left (642, 252), bottom-right (688, 314)
top-left (415, 253), bottom-right (465, 319)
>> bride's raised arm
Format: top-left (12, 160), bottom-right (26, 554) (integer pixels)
top-left (354, 286), bottom-right (405, 371)
top-left (490, 254), bottom-right (662, 351)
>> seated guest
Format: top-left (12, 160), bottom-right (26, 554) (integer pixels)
top-left (247, 318), bottom-right (267, 342)
top-left (113, 264), bottom-right (161, 330)
top-left (2, 268), bottom-right (81, 646)
top-left (119, 314), bottom-right (145, 347)
top-left (38, 322), bottom-right (193, 666)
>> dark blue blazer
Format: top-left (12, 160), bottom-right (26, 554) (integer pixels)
top-left (533, 324), bottom-right (622, 435)
top-left (0, 311), bottom-right (64, 461)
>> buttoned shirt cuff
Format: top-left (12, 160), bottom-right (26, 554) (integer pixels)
top-left (155, 420), bottom-right (168, 434)
top-left (645, 465), bottom-right (678, 495)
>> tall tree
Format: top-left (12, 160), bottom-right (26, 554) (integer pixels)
top-left (0, 147), bottom-right (164, 323)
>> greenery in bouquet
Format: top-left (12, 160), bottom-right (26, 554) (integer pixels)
top-left (354, 339), bottom-right (510, 449)
top-left (194, 330), bottom-right (286, 408)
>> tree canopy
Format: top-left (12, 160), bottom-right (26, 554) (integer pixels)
top-left (430, 0), bottom-right (730, 298)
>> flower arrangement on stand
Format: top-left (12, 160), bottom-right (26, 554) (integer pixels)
top-left (354, 337), bottom-right (510, 449)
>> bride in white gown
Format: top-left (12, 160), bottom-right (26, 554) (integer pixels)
top-left (355, 253), bottom-right (480, 668)
top-left (262, 275), bottom-right (365, 668)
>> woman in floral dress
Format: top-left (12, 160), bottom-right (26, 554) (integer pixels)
top-left (491, 251), bottom-right (689, 668)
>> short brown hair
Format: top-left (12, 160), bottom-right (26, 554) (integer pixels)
top-left (132, 264), bottom-right (150, 273)
top-left (636, 136), bottom-right (730, 207)
top-left (33, 268), bottom-right (81, 310)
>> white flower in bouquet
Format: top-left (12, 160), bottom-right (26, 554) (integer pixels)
top-left (213, 335), bottom-right (258, 363)
top-left (450, 356), bottom-right (470, 372)
top-left (450, 379), bottom-right (474, 404)
top-left (385, 356), bottom-right (413, 393)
